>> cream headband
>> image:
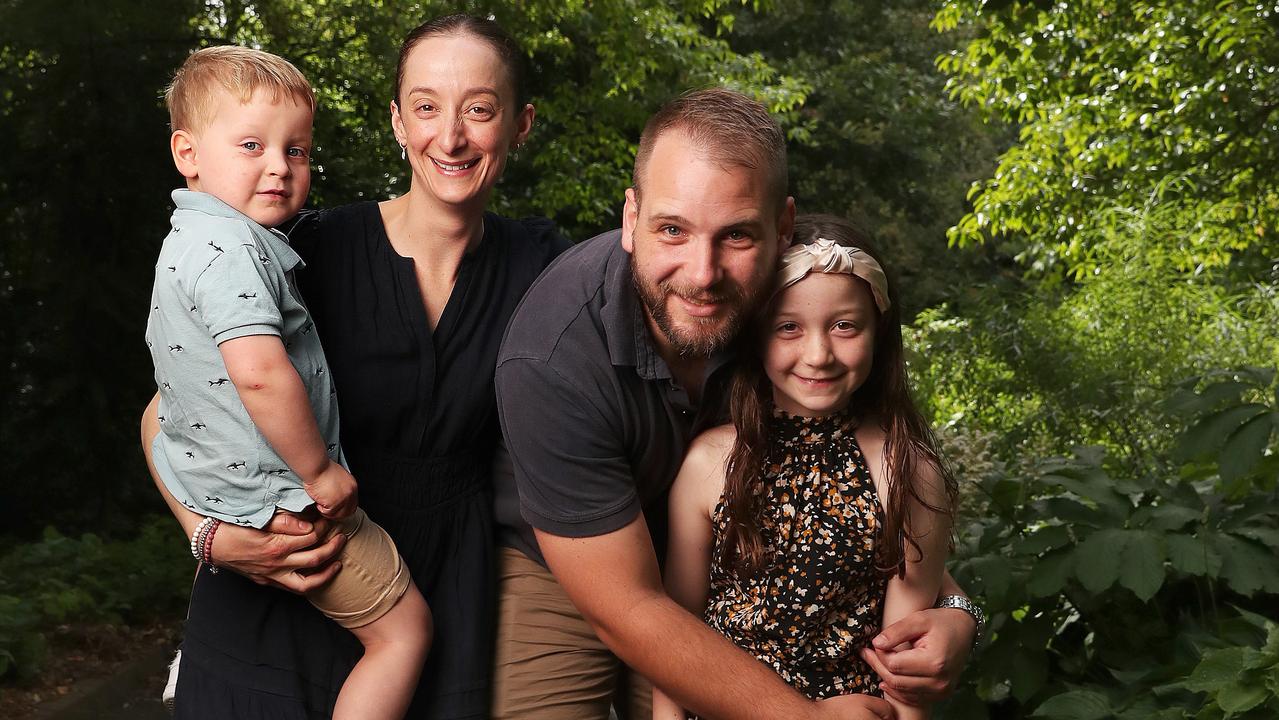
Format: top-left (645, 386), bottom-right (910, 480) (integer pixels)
top-left (777, 238), bottom-right (891, 312)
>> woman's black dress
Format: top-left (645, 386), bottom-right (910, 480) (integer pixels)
top-left (173, 203), bottom-right (570, 719)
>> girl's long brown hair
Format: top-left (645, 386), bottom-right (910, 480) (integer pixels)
top-left (718, 214), bottom-right (957, 578)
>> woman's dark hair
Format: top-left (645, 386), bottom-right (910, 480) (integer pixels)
top-left (718, 213), bottom-right (957, 579)
top-left (394, 14), bottom-right (529, 107)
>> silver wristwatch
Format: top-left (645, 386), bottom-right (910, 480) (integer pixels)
top-left (935, 594), bottom-right (985, 647)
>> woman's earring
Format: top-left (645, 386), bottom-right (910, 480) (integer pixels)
top-left (400, 143), bottom-right (407, 161)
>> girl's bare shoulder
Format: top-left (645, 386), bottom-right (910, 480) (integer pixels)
top-left (673, 424), bottom-right (738, 507)
top-left (683, 424), bottom-right (736, 474)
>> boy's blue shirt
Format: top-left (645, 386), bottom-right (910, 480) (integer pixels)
top-left (145, 189), bottom-right (344, 528)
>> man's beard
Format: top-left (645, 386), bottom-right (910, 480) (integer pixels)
top-left (630, 264), bottom-right (766, 358)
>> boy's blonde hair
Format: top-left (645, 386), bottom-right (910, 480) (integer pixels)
top-left (165, 45), bottom-right (315, 133)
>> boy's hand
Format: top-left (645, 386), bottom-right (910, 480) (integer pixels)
top-left (304, 461), bottom-right (358, 519)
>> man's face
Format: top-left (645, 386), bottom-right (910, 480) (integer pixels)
top-left (622, 130), bottom-right (794, 358)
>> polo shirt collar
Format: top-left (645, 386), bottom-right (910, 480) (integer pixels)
top-left (171, 189), bottom-right (303, 271)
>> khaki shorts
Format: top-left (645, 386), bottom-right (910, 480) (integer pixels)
top-left (491, 546), bottom-right (651, 720)
top-left (306, 508), bottom-right (410, 629)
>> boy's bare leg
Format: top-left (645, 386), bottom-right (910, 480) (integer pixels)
top-left (333, 583), bottom-right (432, 720)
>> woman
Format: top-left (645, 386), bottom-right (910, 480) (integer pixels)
top-left (142, 15), bottom-right (568, 719)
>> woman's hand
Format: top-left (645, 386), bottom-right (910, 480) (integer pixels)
top-left (210, 511), bottom-right (346, 593)
top-left (858, 607), bottom-right (975, 705)
top-left (143, 392), bottom-right (345, 594)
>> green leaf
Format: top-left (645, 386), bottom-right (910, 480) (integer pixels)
top-left (1177, 405), bottom-right (1269, 463)
top-left (1187, 648), bottom-right (1247, 693)
top-left (1194, 381), bottom-right (1251, 412)
top-left (1038, 497), bottom-right (1106, 528)
top-left (1120, 530), bottom-right (1166, 601)
top-left (1228, 605), bottom-right (1276, 632)
top-left (1028, 547), bottom-right (1076, 597)
top-left (969, 556), bottom-right (1013, 602)
top-left (1075, 529), bottom-right (1127, 593)
top-left (1014, 524), bottom-right (1073, 555)
top-left (1031, 689), bottom-right (1113, 719)
top-left (1009, 647), bottom-right (1049, 703)
top-left (1216, 535), bottom-right (1279, 596)
top-left (1145, 504), bottom-right (1204, 531)
top-left (1235, 527), bottom-right (1279, 549)
top-left (1167, 534), bottom-right (1223, 577)
top-left (1045, 473), bottom-right (1131, 515)
top-left (1216, 679), bottom-right (1267, 715)
top-left (1219, 413), bottom-right (1274, 483)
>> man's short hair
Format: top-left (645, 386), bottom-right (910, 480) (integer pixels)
top-left (633, 87), bottom-right (788, 210)
top-left (165, 45), bottom-right (315, 133)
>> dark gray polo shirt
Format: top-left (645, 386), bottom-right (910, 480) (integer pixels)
top-left (494, 229), bottom-right (731, 567)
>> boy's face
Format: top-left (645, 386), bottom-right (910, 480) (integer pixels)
top-left (174, 88), bottom-right (312, 228)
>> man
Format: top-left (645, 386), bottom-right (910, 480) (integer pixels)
top-left (492, 88), bottom-right (980, 719)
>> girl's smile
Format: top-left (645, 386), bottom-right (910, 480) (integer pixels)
top-left (764, 272), bottom-right (878, 417)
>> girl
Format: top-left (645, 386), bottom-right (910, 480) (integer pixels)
top-left (654, 214), bottom-right (957, 720)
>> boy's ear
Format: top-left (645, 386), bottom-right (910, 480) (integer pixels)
top-left (170, 130), bottom-right (199, 180)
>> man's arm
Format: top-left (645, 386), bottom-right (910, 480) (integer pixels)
top-left (537, 518), bottom-right (891, 720)
top-left (859, 569), bottom-right (977, 705)
top-left (141, 393), bottom-right (343, 590)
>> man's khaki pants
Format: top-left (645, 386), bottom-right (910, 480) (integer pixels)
top-left (492, 547), bottom-right (653, 719)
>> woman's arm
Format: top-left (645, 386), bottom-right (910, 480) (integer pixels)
top-left (652, 427), bottom-right (732, 720)
top-left (141, 393), bottom-right (344, 591)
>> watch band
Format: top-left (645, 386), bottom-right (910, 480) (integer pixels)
top-left (935, 594), bottom-right (985, 647)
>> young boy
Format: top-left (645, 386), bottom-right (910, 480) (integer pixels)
top-left (146, 46), bottom-right (430, 720)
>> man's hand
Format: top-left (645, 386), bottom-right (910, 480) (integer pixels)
top-left (211, 511), bottom-right (345, 592)
top-left (859, 608), bottom-right (975, 705)
top-left (814, 693), bottom-right (895, 719)
top-left (304, 461), bottom-right (358, 519)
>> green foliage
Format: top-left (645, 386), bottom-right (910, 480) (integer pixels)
top-left (725, 0), bottom-right (1008, 313)
top-left (207, 0), bottom-right (808, 239)
top-left (939, 373), bottom-right (1279, 718)
top-left (907, 199), bottom-right (1278, 469)
top-left (934, 0), bottom-right (1279, 278)
top-left (0, 516), bottom-right (190, 682)
top-left (0, 0), bottom-right (203, 537)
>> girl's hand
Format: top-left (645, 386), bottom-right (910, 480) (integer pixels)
top-left (210, 511), bottom-right (345, 593)
top-left (814, 693), bottom-right (895, 719)
top-left (304, 461), bottom-right (358, 519)
top-left (858, 608), bottom-right (975, 705)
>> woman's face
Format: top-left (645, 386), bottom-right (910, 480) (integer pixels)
top-left (391, 33), bottom-right (533, 210)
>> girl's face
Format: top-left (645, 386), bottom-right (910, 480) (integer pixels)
top-left (390, 33), bottom-right (533, 211)
top-left (764, 272), bottom-right (877, 417)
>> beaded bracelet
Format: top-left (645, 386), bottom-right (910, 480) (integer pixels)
top-left (189, 517), bottom-right (215, 561)
top-left (201, 519), bottom-right (221, 574)
top-left (188, 517), bottom-right (222, 574)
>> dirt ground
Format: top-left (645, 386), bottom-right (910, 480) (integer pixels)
top-left (0, 620), bottom-right (179, 720)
